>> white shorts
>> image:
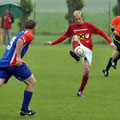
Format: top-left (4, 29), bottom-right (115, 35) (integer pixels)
top-left (71, 40), bottom-right (92, 66)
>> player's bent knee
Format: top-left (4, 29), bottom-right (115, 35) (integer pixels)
top-left (31, 76), bottom-right (36, 86)
top-left (24, 74), bottom-right (36, 87)
top-left (32, 79), bottom-right (36, 86)
top-left (72, 35), bottom-right (78, 41)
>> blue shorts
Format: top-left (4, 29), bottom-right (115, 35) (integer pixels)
top-left (0, 64), bottom-right (32, 84)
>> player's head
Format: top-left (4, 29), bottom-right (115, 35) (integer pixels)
top-left (5, 8), bottom-right (10, 15)
top-left (73, 10), bottom-right (83, 25)
top-left (24, 20), bottom-right (37, 34)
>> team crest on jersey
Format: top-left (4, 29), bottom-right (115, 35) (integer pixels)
top-left (78, 33), bottom-right (84, 39)
top-left (85, 33), bottom-right (89, 38)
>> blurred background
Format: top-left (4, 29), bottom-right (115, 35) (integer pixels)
top-left (0, 0), bottom-right (117, 44)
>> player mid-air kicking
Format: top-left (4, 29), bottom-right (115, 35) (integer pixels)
top-left (45, 10), bottom-right (116, 97)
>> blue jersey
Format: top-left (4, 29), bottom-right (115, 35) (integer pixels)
top-left (0, 30), bottom-right (34, 67)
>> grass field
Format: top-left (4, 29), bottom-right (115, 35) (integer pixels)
top-left (0, 44), bottom-right (120, 120)
top-left (0, 0), bottom-right (119, 120)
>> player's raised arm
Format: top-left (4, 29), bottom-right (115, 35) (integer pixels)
top-left (88, 23), bottom-right (117, 49)
top-left (44, 25), bottom-right (72, 45)
top-left (44, 34), bottom-right (70, 45)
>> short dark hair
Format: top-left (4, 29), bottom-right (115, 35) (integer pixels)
top-left (24, 20), bottom-right (36, 29)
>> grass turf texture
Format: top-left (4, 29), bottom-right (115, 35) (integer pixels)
top-left (0, 0), bottom-right (118, 119)
top-left (0, 44), bottom-right (120, 120)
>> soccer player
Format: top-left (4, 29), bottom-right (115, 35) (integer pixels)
top-left (45, 10), bottom-right (116, 97)
top-left (103, 16), bottom-right (120, 77)
top-left (0, 20), bottom-right (37, 116)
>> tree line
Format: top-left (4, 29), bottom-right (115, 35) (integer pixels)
top-left (20, 0), bottom-right (119, 30)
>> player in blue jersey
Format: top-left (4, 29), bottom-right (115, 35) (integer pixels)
top-left (0, 20), bottom-right (37, 116)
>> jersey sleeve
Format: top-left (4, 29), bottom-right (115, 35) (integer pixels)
top-left (20, 32), bottom-right (34, 44)
top-left (88, 23), bottom-right (112, 44)
top-left (52, 25), bottom-right (72, 45)
top-left (111, 16), bottom-right (120, 25)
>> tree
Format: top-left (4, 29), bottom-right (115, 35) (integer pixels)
top-left (66, 0), bottom-right (84, 25)
top-left (20, 0), bottom-right (33, 30)
top-left (20, 0), bottom-right (26, 30)
top-left (112, 0), bottom-right (120, 16)
top-left (117, 0), bottom-right (120, 15)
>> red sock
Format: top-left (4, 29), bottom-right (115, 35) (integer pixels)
top-left (78, 74), bottom-right (88, 92)
top-left (73, 41), bottom-right (79, 50)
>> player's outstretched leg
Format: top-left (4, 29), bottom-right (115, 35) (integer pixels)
top-left (20, 74), bottom-right (36, 116)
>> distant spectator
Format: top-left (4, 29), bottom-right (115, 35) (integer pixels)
top-left (1, 8), bottom-right (14, 45)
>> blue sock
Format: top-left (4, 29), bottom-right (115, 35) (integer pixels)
top-left (21, 90), bottom-right (33, 112)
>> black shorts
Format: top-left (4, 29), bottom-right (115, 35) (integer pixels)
top-left (114, 36), bottom-right (120, 51)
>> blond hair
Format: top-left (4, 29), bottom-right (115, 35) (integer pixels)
top-left (73, 10), bottom-right (82, 17)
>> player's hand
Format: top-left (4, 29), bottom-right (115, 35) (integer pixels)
top-left (8, 18), bottom-right (12, 23)
top-left (109, 42), bottom-right (117, 49)
top-left (113, 31), bottom-right (118, 35)
top-left (16, 57), bottom-right (23, 67)
top-left (44, 41), bottom-right (52, 45)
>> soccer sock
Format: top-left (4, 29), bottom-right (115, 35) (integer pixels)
top-left (106, 57), bottom-right (112, 71)
top-left (78, 74), bottom-right (88, 92)
top-left (73, 41), bottom-right (79, 50)
top-left (21, 90), bottom-right (33, 112)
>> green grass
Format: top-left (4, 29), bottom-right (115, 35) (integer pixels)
top-left (0, 0), bottom-right (119, 119)
top-left (0, 44), bottom-right (120, 120)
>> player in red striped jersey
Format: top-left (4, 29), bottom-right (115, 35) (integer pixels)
top-left (45, 10), bottom-right (116, 97)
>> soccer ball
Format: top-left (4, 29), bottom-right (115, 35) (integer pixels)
top-left (74, 46), bottom-right (86, 57)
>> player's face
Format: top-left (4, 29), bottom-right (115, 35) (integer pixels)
top-left (5, 9), bottom-right (9, 15)
top-left (74, 16), bottom-right (83, 25)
